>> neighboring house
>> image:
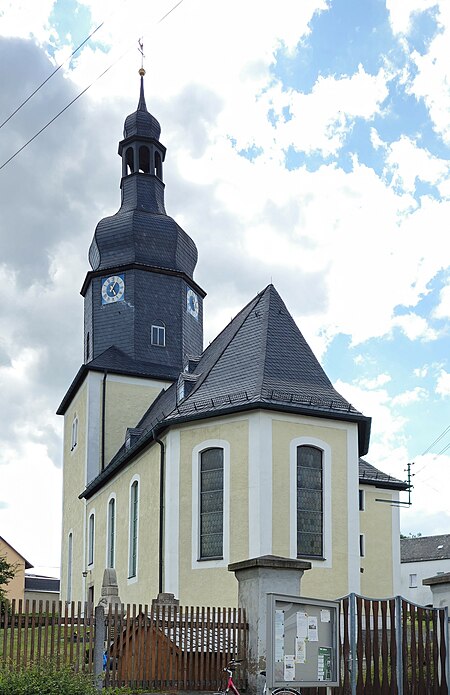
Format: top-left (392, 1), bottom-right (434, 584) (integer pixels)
top-left (400, 534), bottom-right (450, 606)
top-left (24, 574), bottom-right (60, 604)
top-left (59, 73), bottom-right (408, 608)
top-left (0, 536), bottom-right (33, 603)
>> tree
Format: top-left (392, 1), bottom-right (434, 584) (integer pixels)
top-left (0, 555), bottom-right (16, 604)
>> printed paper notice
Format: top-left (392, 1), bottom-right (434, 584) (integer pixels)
top-left (295, 637), bottom-right (306, 663)
top-left (317, 646), bottom-right (332, 681)
top-left (307, 615), bottom-right (318, 641)
top-left (284, 655), bottom-right (295, 681)
top-left (296, 611), bottom-right (308, 639)
top-left (320, 609), bottom-right (331, 623)
top-left (275, 609), bottom-right (285, 661)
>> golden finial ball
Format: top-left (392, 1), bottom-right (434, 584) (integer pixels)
top-left (139, 67), bottom-right (146, 76)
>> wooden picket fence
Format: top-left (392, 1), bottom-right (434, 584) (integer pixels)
top-left (0, 600), bottom-right (95, 671)
top-left (1, 595), bottom-right (448, 693)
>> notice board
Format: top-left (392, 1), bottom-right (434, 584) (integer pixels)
top-left (266, 593), bottom-right (339, 688)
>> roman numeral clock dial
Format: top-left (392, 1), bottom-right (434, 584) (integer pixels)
top-left (101, 274), bottom-right (125, 304)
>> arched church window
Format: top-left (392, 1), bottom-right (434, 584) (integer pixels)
top-left (88, 512), bottom-right (95, 566)
top-left (151, 321), bottom-right (165, 347)
top-left (297, 445), bottom-right (323, 558)
top-left (107, 497), bottom-right (116, 569)
top-left (125, 147), bottom-right (134, 174)
top-left (139, 145), bottom-right (150, 173)
top-left (129, 479), bottom-right (139, 578)
top-left (155, 151), bottom-right (162, 179)
top-left (199, 448), bottom-right (224, 559)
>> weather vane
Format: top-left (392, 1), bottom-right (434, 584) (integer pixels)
top-left (138, 38), bottom-right (145, 75)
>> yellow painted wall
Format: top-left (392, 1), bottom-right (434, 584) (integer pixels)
top-left (104, 379), bottom-right (166, 465)
top-left (360, 486), bottom-right (394, 597)
top-left (0, 539), bottom-right (28, 603)
top-left (178, 418), bottom-right (249, 606)
top-left (60, 379), bottom-right (88, 603)
top-left (272, 418), bottom-right (351, 600)
top-left (84, 445), bottom-right (161, 605)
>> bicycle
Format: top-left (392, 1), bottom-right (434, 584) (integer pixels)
top-left (217, 659), bottom-right (301, 695)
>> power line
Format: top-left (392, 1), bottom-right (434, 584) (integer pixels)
top-left (0, 0), bottom-right (188, 172)
top-left (0, 49), bottom-right (131, 172)
top-left (0, 0), bottom-right (128, 132)
top-left (421, 424), bottom-right (450, 456)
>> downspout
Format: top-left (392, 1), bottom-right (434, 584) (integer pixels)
top-left (101, 371), bottom-right (107, 470)
top-left (153, 429), bottom-right (165, 595)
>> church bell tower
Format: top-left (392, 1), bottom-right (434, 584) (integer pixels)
top-left (81, 69), bottom-right (205, 378)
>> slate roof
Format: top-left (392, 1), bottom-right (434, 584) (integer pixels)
top-left (57, 346), bottom-right (178, 415)
top-left (359, 458), bottom-right (408, 490)
top-left (81, 284), bottom-right (373, 499)
top-left (123, 74), bottom-right (161, 140)
top-left (25, 574), bottom-right (60, 594)
top-left (401, 534), bottom-right (450, 563)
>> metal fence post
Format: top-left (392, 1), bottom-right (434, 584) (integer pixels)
top-left (395, 595), bottom-right (403, 695)
top-left (94, 604), bottom-right (105, 691)
top-left (349, 592), bottom-right (357, 695)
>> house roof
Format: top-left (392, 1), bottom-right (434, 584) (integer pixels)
top-left (81, 284), bottom-right (372, 499)
top-left (0, 536), bottom-right (33, 569)
top-left (57, 345), bottom-right (179, 415)
top-left (25, 574), bottom-right (60, 593)
top-left (358, 458), bottom-right (408, 491)
top-left (401, 534), bottom-right (450, 563)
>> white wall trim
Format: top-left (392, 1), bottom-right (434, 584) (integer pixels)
top-left (248, 412), bottom-right (272, 557)
top-left (105, 373), bottom-right (173, 388)
top-left (127, 474), bottom-right (140, 585)
top-left (191, 439), bottom-right (230, 570)
top-left (164, 431), bottom-right (180, 597)
top-left (105, 492), bottom-right (117, 570)
top-left (85, 371), bottom-right (102, 486)
top-left (346, 425), bottom-right (360, 593)
top-left (289, 436), bottom-right (332, 568)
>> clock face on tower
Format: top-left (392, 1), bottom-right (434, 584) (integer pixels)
top-left (186, 288), bottom-right (199, 319)
top-left (101, 274), bottom-right (125, 304)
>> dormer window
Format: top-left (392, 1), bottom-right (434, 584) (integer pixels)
top-left (151, 322), bottom-right (165, 347)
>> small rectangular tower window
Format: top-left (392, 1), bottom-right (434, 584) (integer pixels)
top-left (151, 324), bottom-right (165, 347)
top-left (359, 489), bottom-right (365, 511)
top-left (409, 573), bottom-right (417, 588)
top-left (359, 534), bottom-right (365, 558)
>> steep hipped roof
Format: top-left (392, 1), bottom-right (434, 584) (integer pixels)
top-left (81, 284), bottom-right (372, 499)
top-left (401, 534), bottom-right (450, 563)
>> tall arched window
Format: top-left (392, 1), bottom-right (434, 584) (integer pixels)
top-left (88, 512), bottom-right (95, 566)
top-left (155, 151), bottom-right (162, 179)
top-left (139, 145), bottom-right (150, 173)
top-left (297, 446), bottom-right (323, 557)
top-left (199, 448), bottom-right (224, 559)
top-left (129, 480), bottom-right (139, 578)
top-left (126, 147), bottom-right (134, 174)
top-left (107, 497), bottom-right (116, 569)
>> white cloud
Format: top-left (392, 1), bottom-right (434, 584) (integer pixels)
top-left (393, 313), bottom-right (438, 341)
top-left (392, 387), bottom-right (428, 406)
top-left (413, 365), bottom-right (429, 378)
top-left (383, 135), bottom-right (450, 195)
top-left (386, 0), bottom-right (438, 35)
top-left (359, 374), bottom-right (391, 389)
top-left (433, 282), bottom-right (450, 319)
top-left (0, 0), bottom-right (55, 42)
top-left (436, 369), bottom-right (450, 396)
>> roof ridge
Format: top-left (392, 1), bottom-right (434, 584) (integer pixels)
top-left (182, 287), bottom-right (269, 400)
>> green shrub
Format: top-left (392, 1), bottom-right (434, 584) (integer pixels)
top-left (0, 660), bottom-right (97, 695)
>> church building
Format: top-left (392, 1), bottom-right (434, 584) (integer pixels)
top-left (59, 72), bottom-right (407, 607)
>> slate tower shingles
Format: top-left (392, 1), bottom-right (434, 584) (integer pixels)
top-left (81, 71), bottom-right (205, 377)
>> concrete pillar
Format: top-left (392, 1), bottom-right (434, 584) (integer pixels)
top-left (423, 572), bottom-right (450, 608)
top-left (228, 555), bottom-right (311, 695)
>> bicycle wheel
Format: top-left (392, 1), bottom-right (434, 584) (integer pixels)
top-left (272, 688), bottom-right (301, 695)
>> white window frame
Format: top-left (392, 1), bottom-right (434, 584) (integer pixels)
top-left (71, 414), bottom-right (78, 451)
top-left (409, 573), bottom-right (417, 588)
top-left (106, 494), bottom-right (116, 569)
top-left (192, 440), bottom-right (230, 570)
top-left (128, 476), bottom-right (140, 583)
top-left (151, 323), bottom-right (165, 347)
top-left (88, 511), bottom-right (95, 567)
top-left (290, 437), bottom-right (332, 568)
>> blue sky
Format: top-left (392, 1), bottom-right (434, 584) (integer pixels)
top-left (0, 0), bottom-right (448, 574)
